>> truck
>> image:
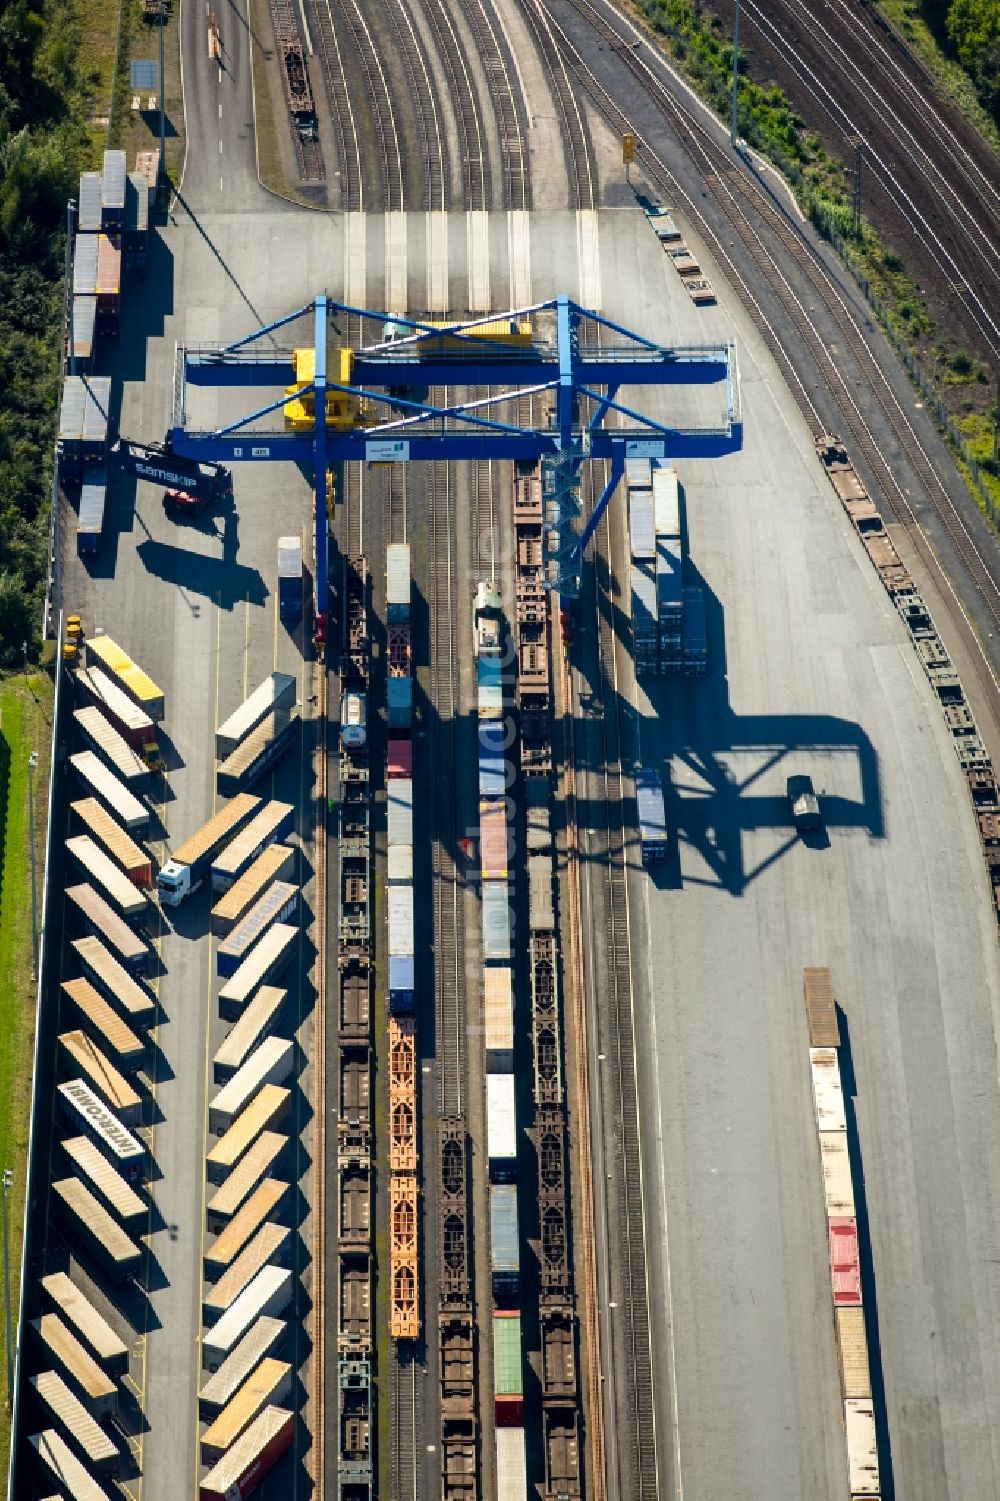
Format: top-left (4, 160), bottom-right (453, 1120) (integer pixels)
top-left (156, 792), bottom-right (260, 906)
top-left (75, 664), bottom-right (161, 767)
top-left (217, 712), bottom-right (300, 796)
top-left (474, 580), bottom-right (503, 657)
top-left (277, 535), bottom-right (304, 622)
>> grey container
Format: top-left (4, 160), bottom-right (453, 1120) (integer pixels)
top-left (490, 1183), bottom-right (520, 1277)
top-left (69, 296), bottom-right (97, 368)
top-left (78, 171), bottom-right (103, 232)
top-left (682, 586), bottom-right (708, 672)
top-left (101, 149), bottom-right (127, 228)
top-left (73, 233), bottom-right (99, 296)
top-left (482, 881), bottom-right (511, 960)
top-left (629, 491), bottom-right (656, 561)
top-left (625, 457), bottom-right (652, 490)
top-left (387, 778), bottom-right (413, 846)
top-left (126, 172), bottom-right (149, 233)
top-left (388, 884), bottom-right (414, 956)
top-left (528, 855), bottom-right (554, 932)
top-left (636, 768), bottom-right (668, 863)
top-left (387, 675), bottom-right (413, 729)
top-left (631, 563), bottom-right (657, 637)
top-left (656, 537), bottom-right (683, 617)
top-left (77, 470), bottom-right (106, 557)
top-left (386, 544), bottom-right (411, 622)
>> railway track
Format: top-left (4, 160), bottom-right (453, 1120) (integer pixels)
top-left (389, 1348), bottom-right (418, 1499)
top-left (381, 0), bottom-right (446, 212)
top-left (516, 0), bottom-right (596, 210)
top-left (307, 0), bottom-right (362, 208)
top-left (453, 0), bottom-right (531, 208)
top-left (420, 0), bottom-right (490, 209)
top-left (541, 0), bottom-right (1000, 647)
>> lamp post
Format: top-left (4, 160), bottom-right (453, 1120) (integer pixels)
top-left (27, 752), bottom-right (39, 982)
top-left (730, 0), bottom-right (740, 150)
top-left (2, 1169), bottom-right (13, 1411)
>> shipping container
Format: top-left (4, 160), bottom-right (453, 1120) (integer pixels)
top-left (75, 665), bottom-right (157, 753)
top-left (134, 148), bottom-right (160, 192)
top-left (58, 376), bottom-right (111, 480)
top-left (804, 966), bottom-right (839, 1047)
top-left (29, 1370), bottom-right (120, 1473)
top-left (490, 1184), bottom-right (520, 1299)
top-left (58, 1031), bottom-right (142, 1124)
top-left (71, 936), bottom-right (156, 1023)
top-left (209, 1036), bottom-right (295, 1134)
top-left (835, 1306), bottom-right (871, 1399)
top-left (206, 1085), bottom-right (291, 1183)
top-left (482, 881), bottom-right (511, 960)
top-left (211, 845), bottom-right (295, 936)
top-left (211, 803), bottom-right (295, 892)
top-left (217, 711), bottom-right (300, 796)
top-left (202, 1269), bottom-right (293, 1371)
top-left (652, 464), bottom-right (681, 538)
top-left (386, 543), bottom-right (411, 622)
top-left (78, 171), bottom-right (103, 231)
top-left (66, 837), bottom-right (149, 922)
top-left (198, 1405), bottom-right (295, 1500)
top-left (629, 489), bottom-right (655, 560)
top-left (73, 706), bottom-right (148, 785)
top-left (388, 953), bottom-right (414, 1014)
top-left (528, 854), bottom-right (554, 931)
top-left (86, 635), bottom-right (165, 720)
top-left (95, 233), bottom-right (121, 297)
top-left (387, 674), bottom-right (413, 730)
top-left (101, 149), bottom-right (127, 229)
top-left (52, 1177), bottom-right (142, 1281)
top-left (495, 1425), bottom-right (528, 1501)
top-left (625, 456), bottom-right (652, 489)
top-left (631, 563), bottom-right (657, 652)
top-left (387, 737), bottom-right (412, 779)
top-left (387, 778), bottom-right (413, 845)
top-left (124, 172), bottom-right (148, 266)
top-left (201, 1358), bottom-right (293, 1463)
top-left (388, 884), bottom-right (414, 957)
top-left (477, 654), bottom-right (503, 717)
top-left (69, 752), bottom-right (149, 831)
top-left (204, 1226), bottom-right (291, 1322)
top-left (387, 844), bottom-right (413, 884)
top-left (204, 1185), bottom-right (290, 1282)
top-left (810, 1048), bottom-right (846, 1133)
top-left (30, 1316), bottom-right (117, 1418)
top-left (216, 674), bottom-right (297, 760)
top-left (61, 1135), bottom-right (146, 1225)
top-left (218, 923), bottom-right (298, 1019)
top-left (66, 884), bottom-right (149, 974)
top-left (165, 792), bottom-right (261, 893)
top-left (845, 1399), bottom-right (880, 1495)
top-left (61, 978), bottom-right (145, 1068)
top-left (199, 1318), bottom-right (286, 1418)
top-left (484, 966), bottom-right (514, 1071)
top-left (819, 1130), bottom-right (855, 1217)
top-left (71, 800), bottom-right (152, 888)
top-left (656, 535), bottom-right (684, 616)
top-left (205, 1132), bottom-right (286, 1233)
top-left (69, 295), bottom-right (97, 370)
top-left (214, 987), bottom-right (287, 1084)
top-left (29, 1428), bottom-right (113, 1501)
top-left (487, 1074), bottom-right (517, 1179)
top-left (478, 720), bottom-right (508, 799)
top-left (277, 536), bottom-right (304, 622)
top-left (681, 585), bottom-right (708, 675)
top-left (77, 471), bottom-right (107, 557)
top-left (217, 884), bottom-right (297, 980)
top-left (493, 1312), bottom-right (524, 1427)
top-left (829, 1217), bottom-right (862, 1306)
top-left (41, 1272), bottom-right (129, 1374)
top-left (73, 233), bottom-right (98, 296)
top-left (636, 768), bottom-right (668, 865)
top-left (56, 1078), bottom-right (145, 1182)
top-left (480, 802), bottom-right (509, 881)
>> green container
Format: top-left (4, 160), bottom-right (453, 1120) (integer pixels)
top-left (492, 1315), bottom-right (523, 1396)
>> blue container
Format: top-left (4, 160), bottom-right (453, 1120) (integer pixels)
top-left (77, 470), bottom-right (106, 557)
top-left (278, 536), bottom-right (304, 621)
top-left (389, 953), bottom-right (414, 1013)
top-left (490, 1184), bottom-right (520, 1302)
top-left (387, 676), bottom-right (412, 730)
top-left (479, 754), bottom-right (505, 799)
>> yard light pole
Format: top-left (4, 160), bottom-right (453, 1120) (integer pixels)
top-left (2, 1168), bottom-right (13, 1411)
top-left (159, 0), bottom-right (166, 191)
top-left (730, 0), bottom-right (740, 149)
top-left (27, 752), bottom-right (39, 982)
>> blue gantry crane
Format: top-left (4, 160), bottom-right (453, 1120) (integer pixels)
top-left (165, 295), bottom-right (741, 642)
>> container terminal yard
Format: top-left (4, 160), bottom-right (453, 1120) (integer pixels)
top-left (7, 0), bottom-right (1000, 1499)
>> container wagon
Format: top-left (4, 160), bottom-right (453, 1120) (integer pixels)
top-left (52, 1177), bottom-right (143, 1281)
top-left (69, 753), bottom-right (149, 831)
top-left (492, 1312), bottom-right (524, 1425)
top-left (28, 1428), bottom-right (113, 1501)
top-left (277, 536), bottom-right (304, 622)
top-left (218, 923), bottom-right (297, 1019)
top-left (29, 1370), bottom-right (121, 1474)
top-left (204, 1182), bottom-right (290, 1279)
top-left (74, 665), bottom-right (159, 762)
top-left (206, 1085), bottom-right (291, 1184)
top-left (217, 711), bottom-right (300, 796)
top-left (213, 986), bottom-right (287, 1084)
top-left (204, 1226), bottom-right (292, 1322)
top-left (77, 471), bottom-right (107, 558)
top-left (71, 936), bottom-right (156, 1024)
top-left (41, 1272), bottom-right (129, 1374)
top-left (60, 978), bottom-right (145, 1068)
top-left (198, 1405), bottom-right (295, 1500)
top-left (66, 885), bottom-right (150, 975)
top-left (216, 673), bottom-right (296, 759)
top-left (202, 1268), bottom-right (293, 1372)
top-left (70, 799), bottom-right (152, 887)
top-left (61, 1136), bottom-right (146, 1226)
top-left (58, 1031), bottom-right (142, 1124)
top-left (65, 837), bottom-right (149, 923)
top-left (205, 1131), bottom-right (286, 1234)
top-left (72, 706), bottom-right (149, 785)
top-left (198, 1317), bottom-right (287, 1418)
top-left (636, 768), bottom-right (668, 865)
top-left (211, 845), bottom-right (295, 935)
top-left (29, 1315), bottom-right (117, 1418)
top-left (156, 792), bottom-right (261, 905)
top-left (209, 1036), bottom-right (295, 1134)
top-left (211, 802), bottom-right (295, 892)
top-left (56, 1078), bottom-right (145, 1182)
top-left (477, 654), bottom-right (503, 717)
top-left (478, 721), bottom-right (507, 799)
top-left (200, 1358), bottom-right (293, 1462)
top-left (487, 1074), bottom-right (517, 1181)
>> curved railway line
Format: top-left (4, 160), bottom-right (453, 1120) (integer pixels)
top-left (308, 0), bottom-right (363, 208)
top-left (420, 0), bottom-right (491, 210)
top-left (516, 0), bottom-right (598, 211)
top-left (453, 0), bottom-right (532, 209)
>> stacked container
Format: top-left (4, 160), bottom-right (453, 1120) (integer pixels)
top-left (386, 543), bottom-right (413, 730)
top-left (653, 464), bottom-right (683, 673)
top-left (627, 462), bottom-right (657, 674)
top-left (58, 376), bottom-right (111, 483)
top-left (682, 585), bottom-right (708, 676)
top-left (386, 545), bottom-right (415, 1016)
top-left (124, 172), bottom-right (149, 271)
top-left (100, 149), bottom-right (127, 233)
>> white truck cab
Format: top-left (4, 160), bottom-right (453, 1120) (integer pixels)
top-left (157, 860), bottom-right (194, 906)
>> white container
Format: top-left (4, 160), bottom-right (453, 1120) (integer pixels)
top-left (387, 844), bottom-right (413, 884)
top-left (844, 1399), bottom-right (880, 1495)
top-left (66, 836), bottom-right (148, 920)
top-left (29, 1429), bottom-right (114, 1501)
top-left (819, 1130), bottom-right (855, 1217)
top-left (387, 778), bottom-right (413, 846)
top-left (199, 1317), bottom-right (286, 1417)
top-left (216, 673), bottom-right (296, 759)
top-left (202, 1267), bottom-right (293, 1371)
top-left (495, 1425), bottom-right (528, 1501)
top-left (809, 1048), bottom-right (847, 1133)
top-left (652, 464), bottom-right (680, 538)
top-left (70, 752), bottom-right (148, 830)
top-left (388, 884), bottom-right (414, 957)
top-left (209, 1036), bottom-right (295, 1134)
top-left (487, 1074), bottom-right (517, 1167)
top-left (218, 923), bottom-right (297, 1015)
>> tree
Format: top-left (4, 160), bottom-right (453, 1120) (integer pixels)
top-left (947, 0), bottom-right (1000, 118)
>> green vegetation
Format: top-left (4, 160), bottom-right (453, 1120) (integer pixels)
top-left (879, 1), bottom-right (1000, 151)
top-left (0, 674), bottom-right (53, 1468)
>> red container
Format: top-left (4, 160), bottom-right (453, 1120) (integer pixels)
top-left (388, 738), bottom-right (412, 779)
top-left (495, 1394), bottom-right (524, 1427)
top-left (96, 234), bottom-right (121, 297)
top-left (480, 803), bottom-right (509, 880)
top-left (829, 1217), bottom-right (862, 1306)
